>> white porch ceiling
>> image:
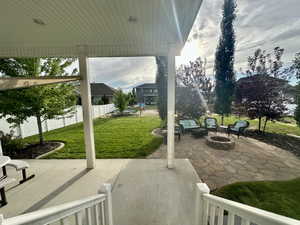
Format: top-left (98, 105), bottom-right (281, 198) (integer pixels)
top-left (0, 0), bottom-right (203, 57)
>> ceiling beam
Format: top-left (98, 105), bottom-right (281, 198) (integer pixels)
top-left (0, 76), bottom-right (80, 91)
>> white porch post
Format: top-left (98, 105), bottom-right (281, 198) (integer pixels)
top-left (167, 53), bottom-right (176, 169)
top-left (79, 55), bottom-right (96, 169)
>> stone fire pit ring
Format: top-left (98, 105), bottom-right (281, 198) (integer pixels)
top-left (206, 135), bottom-right (235, 150)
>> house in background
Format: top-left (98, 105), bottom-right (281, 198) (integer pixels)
top-left (134, 83), bottom-right (158, 105)
top-left (90, 83), bottom-right (116, 105)
top-left (77, 83), bottom-right (116, 105)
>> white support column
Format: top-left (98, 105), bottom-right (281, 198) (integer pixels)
top-left (79, 55), bottom-right (96, 169)
top-left (167, 53), bottom-right (176, 169)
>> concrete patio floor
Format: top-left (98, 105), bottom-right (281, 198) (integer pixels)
top-left (148, 133), bottom-right (300, 190)
top-left (1, 159), bottom-right (200, 225)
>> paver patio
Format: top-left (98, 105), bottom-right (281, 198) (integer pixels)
top-left (148, 133), bottom-right (300, 190)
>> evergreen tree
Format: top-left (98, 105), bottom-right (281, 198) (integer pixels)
top-left (289, 52), bottom-right (300, 125)
top-left (155, 56), bottom-right (168, 121)
top-left (214, 0), bottom-right (237, 124)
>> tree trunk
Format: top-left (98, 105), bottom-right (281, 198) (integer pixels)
top-left (258, 117), bottom-right (262, 132)
top-left (36, 115), bottom-right (44, 145)
top-left (221, 114), bottom-right (224, 125)
top-left (263, 118), bottom-right (268, 134)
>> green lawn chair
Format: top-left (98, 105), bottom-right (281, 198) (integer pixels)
top-left (204, 117), bottom-right (218, 133)
top-left (227, 120), bottom-right (250, 138)
top-left (179, 119), bottom-right (201, 134)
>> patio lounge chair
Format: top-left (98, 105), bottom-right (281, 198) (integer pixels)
top-left (227, 120), bottom-right (250, 138)
top-left (204, 117), bottom-right (218, 132)
top-left (6, 160), bottom-right (35, 184)
top-left (179, 119), bottom-right (201, 134)
top-left (0, 177), bottom-right (16, 207)
top-left (0, 142), bottom-right (35, 184)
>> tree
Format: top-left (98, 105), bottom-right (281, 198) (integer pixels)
top-left (176, 57), bottom-right (214, 118)
top-left (155, 56), bottom-right (168, 120)
top-left (0, 58), bottom-right (77, 144)
top-left (113, 89), bottom-right (129, 114)
top-left (214, 0), bottom-right (237, 124)
top-left (236, 47), bottom-right (290, 132)
top-left (127, 89), bottom-right (136, 106)
top-left (289, 52), bottom-right (300, 125)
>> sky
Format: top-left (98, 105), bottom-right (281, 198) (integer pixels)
top-left (86, 0), bottom-right (300, 91)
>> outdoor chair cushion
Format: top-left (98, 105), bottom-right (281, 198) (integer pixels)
top-left (230, 120), bottom-right (248, 131)
top-left (179, 120), bottom-right (200, 129)
top-left (205, 118), bottom-right (217, 128)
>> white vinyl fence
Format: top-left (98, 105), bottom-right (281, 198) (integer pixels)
top-left (0, 104), bottom-right (115, 138)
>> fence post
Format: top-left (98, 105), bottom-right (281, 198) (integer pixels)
top-left (99, 183), bottom-right (114, 225)
top-left (195, 183), bottom-right (210, 225)
top-left (44, 120), bottom-right (49, 132)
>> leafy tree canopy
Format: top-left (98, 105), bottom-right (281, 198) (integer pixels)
top-left (0, 58), bottom-right (77, 144)
top-left (113, 89), bottom-right (129, 114)
top-left (236, 47), bottom-right (291, 132)
top-left (176, 57), bottom-right (214, 118)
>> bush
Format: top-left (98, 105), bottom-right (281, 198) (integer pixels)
top-left (0, 131), bottom-right (25, 156)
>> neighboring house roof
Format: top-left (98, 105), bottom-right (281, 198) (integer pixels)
top-left (90, 83), bottom-right (116, 96)
top-left (135, 83), bottom-right (157, 89)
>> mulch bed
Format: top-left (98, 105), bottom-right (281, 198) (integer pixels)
top-left (7, 141), bottom-right (62, 159)
top-left (246, 130), bottom-right (300, 158)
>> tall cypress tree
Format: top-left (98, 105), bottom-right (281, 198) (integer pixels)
top-left (155, 56), bottom-right (168, 121)
top-left (214, 0), bottom-right (237, 124)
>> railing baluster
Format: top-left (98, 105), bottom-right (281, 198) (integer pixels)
top-left (75, 211), bottom-right (83, 225)
top-left (227, 212), bottom-right (234, 225)
top-left (209, 204), bottom-right (216, 225)
top-left (86, 208), bottom-right (92, 225)
top-left (241, 218), bottom-right (251, 225)
top-left (217, 207), bottom-right (224, 225)
top-left (60, 217), bottom-right (69, 225)
top-left (202, 199), bottom-right (209, 225)
top-left (101, 201), bottom-right (106, 225)
top-left (94, 204), bottom-right (100, 225)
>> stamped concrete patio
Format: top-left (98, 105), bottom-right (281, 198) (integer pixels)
top-left (148, 133), bottom-right (300, 190)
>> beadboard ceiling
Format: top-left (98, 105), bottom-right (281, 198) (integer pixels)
top-left (0, 0), bottom-right (203, 57)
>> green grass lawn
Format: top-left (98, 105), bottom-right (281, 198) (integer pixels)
top-left (213, 178), bottom-right (300, 220)
top-left (200, 115), bottom-right (300, 136)
top-left (24, 116), bottom-right (162, 159)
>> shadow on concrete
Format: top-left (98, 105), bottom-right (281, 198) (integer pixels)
top-left (23, 168), bottom-right (91, 213)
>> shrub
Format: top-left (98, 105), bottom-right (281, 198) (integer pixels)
top-left (0, 131), bottom-right (25, 156)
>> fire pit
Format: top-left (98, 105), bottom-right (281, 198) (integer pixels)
top-left (206, 135), bottom-right (235, 150)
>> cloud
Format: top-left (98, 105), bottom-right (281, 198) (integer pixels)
top-left (89, 57), bottom-right (156, 91)
top-left (86, 0), bottom-right (300, 89)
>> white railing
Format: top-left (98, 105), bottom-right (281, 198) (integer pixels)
top-left (195, 183), bottom-right (300, 225)
top-left (0, 183), bottom-right (113, 225)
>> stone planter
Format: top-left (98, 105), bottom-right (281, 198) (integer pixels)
top-left (206, 136), bottom-right (235, 150)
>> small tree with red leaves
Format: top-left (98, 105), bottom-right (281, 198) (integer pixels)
top-left (236, 47), bottom-right (291, 132)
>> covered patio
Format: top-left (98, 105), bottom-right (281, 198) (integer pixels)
top-left (1, 159), bottom-right (200, 225)
top-left (0, 0), bottom-right (203, 222)
top-left (0, 0), bottom-right (203, 170)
